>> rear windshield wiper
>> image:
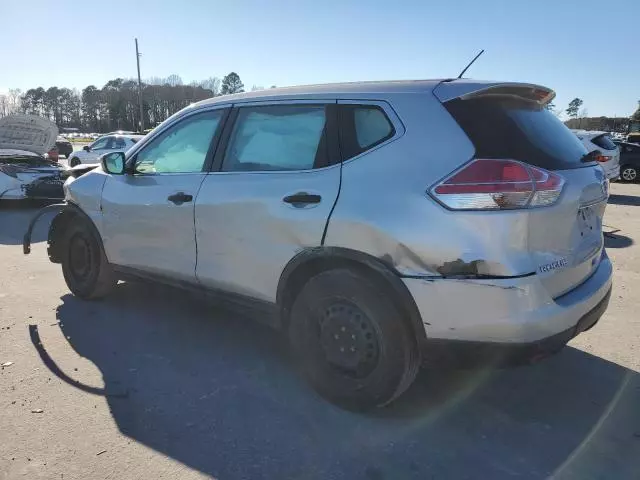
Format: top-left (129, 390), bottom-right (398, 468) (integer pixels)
top-left (580, 150), bottom-right (601, 163)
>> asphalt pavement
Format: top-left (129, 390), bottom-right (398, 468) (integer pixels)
top-left (1, 182), bottom-right (639, 480)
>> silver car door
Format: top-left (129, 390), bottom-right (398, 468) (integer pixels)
top-left (195, 101), bottom-right (341, 302)
top-left (101, 107), bottom-right (229, 282)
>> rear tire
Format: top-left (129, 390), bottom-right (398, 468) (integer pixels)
top-left (69, 157), bottom-right (80, 167)
top-left (61, 216), bottom-right (116, 300)
top-left (288, 268), bottom-right (420, 410)
top-left (620, 165), bottom-right (638, 183)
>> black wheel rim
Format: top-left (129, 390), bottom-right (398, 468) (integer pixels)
top-left (68, 233), bottom-right (93, 282)
top-left (317, 301), bottom-right (380, 378)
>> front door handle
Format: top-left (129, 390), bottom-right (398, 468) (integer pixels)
top-left (167, 192), bottom-right (193, 205)
top-left (283, 192), bottom-right (322, 206)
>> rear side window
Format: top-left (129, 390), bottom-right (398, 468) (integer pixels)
top-left (339, 105), bottom-right (395, 160)
top-left (222, 105), bottom-right (328, 172)
top-left (591, 134), bottom-right (617, 151)
top-left (445, 97), bottom-right (588, 170)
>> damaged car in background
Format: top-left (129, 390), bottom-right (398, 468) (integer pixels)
top-left (23, 80), bottom-right (613, 410)
top-left (0, 114), bottom-right (67, 201)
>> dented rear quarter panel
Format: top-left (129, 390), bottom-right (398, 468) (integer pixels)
top-left (324, 92), bottom-right (535, 277)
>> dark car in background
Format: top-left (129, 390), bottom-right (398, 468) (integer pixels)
top-left (614, 141), bottom-right (640, 182)
top-left (55, 136), bottom-right (73, 158)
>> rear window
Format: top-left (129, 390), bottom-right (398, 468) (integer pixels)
top-left (445, 97), bottom-right (589, 170)
top-left (591, 134), bottom-right (617, 151)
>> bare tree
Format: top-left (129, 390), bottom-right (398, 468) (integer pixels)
top-left (199, 77), bottom-right (221, 96)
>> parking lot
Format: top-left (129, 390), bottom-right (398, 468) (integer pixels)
top-left (1, 182), bottom-right (639, 479)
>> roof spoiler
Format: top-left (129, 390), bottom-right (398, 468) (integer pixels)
top-left (433, 80), bottom-right (556, 106)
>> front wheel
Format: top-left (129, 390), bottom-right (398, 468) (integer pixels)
top-left (61, 216), bottom-right (116, 299)
top-left (69, 157), bottom-right (80, 167)
top-left (289, 269), bottom-right (420, 410)
top-left (620, 165), bottom-right (638, 183)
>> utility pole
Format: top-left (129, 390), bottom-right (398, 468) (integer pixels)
top-left (135, 38), bottom-right (145, 132)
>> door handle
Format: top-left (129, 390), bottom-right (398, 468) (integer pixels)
top-left (283, 192), bottom-right (322, 206)
top-left (167, 192), bottom-right (193, 205)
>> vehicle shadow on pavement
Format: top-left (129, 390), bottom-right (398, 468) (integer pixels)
top-left (47, 282), bottom-right (640, 480)
top-left (608, 193), bottom-right (640, 207)
top-left (604, 232), bottom-right (634, 248)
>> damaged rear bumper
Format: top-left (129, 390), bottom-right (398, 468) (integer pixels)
top-left (421, 286), bottom-right (611, 367)
top-left (403, 250), bottom-right (612, 357)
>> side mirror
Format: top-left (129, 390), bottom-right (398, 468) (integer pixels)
top-left (83, 145), bottom-right (91, 152)
top-left (101, 152), bottom-right (126, 175)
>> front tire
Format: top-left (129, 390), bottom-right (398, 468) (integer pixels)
top-left (620, 165), bottom-right (638, 183)
top-left (61, 216), bottom-right (116, 300)
top-left (289, 268), bottom-right (420, 410)
top-left (69, 157), bottom-right (80, 167)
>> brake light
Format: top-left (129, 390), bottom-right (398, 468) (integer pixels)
top-left (594, 155), bottom-right (611, 163)
top-left (430, 159), bottom-right (565, 210)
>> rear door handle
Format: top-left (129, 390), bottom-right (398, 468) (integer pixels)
top-left (283, 192), bottom-right (322, 206)
top-left (167, 192), bottom-right (193, 205)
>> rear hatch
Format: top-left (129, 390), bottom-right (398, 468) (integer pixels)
top-left (435, 82), bottom-right (608, 298)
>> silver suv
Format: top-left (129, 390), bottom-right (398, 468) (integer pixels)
top-left (24, 80), bottom-right (613, 409)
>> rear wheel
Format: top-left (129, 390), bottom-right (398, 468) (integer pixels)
top-left (288, 268), bottom-right (420, 410)
top-left (620, 165), bottom-right (638, 183)
top-left (61, 216), bottom-right (116, 299)
top-left (69, 157), bottom-right (80, 167)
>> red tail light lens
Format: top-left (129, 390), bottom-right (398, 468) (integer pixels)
top-left (594, 155), bottom-right (611, 163)
top-left (430, 159), bottom-right (564, 210)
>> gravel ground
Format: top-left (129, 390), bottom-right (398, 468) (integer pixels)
top-left (1, 182), bottom-right (639, 480)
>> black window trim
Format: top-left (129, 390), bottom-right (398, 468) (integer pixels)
top-left (336, 99), bottom-right (404, 164)
top-left (126, 106), bottom-right (231, 175)
top-left (211, 101), bottom-right (340, 174)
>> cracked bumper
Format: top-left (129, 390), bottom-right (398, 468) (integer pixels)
top-left (403, 251), bottom-right (613, 344)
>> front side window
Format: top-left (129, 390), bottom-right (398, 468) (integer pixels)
top-left (339, 105), bottom-right (395, 161)
top-left (222, 105), bottom-right (328, 172)
top-left (90, 136), bottom-right (111, 150)
top-left (134, 110), bottom-right (223, 174)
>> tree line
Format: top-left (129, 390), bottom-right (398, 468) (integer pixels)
top-left (551, 97), bottom-right (640, 132)
top-left (0, 72), bottom-right (250, 133)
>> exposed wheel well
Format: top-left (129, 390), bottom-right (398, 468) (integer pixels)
top-left (48, 209), bottom-right (79, 263)
top-left (277, 248), bottom-right (428, 354)
top-left (47, 205), bottom-right (103, 264)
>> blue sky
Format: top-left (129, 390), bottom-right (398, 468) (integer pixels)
top-left (1, 0), bottom-right (638, 117)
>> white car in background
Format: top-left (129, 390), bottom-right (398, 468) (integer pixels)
top-left (572, 130), bottom-right (620, 180)
top-left (68, 134), bottom-right (144, 167)
top-left (0, 114), bottom-right (66, 201)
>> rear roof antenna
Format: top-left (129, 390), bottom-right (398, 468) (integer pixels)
top-left (457, 49), bottom-right (485, 79)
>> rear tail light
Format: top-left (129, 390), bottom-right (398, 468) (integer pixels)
top-left (594, 155), bottom-right (611, 163)
top-left (430, 159), bottom-right (565, 210)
